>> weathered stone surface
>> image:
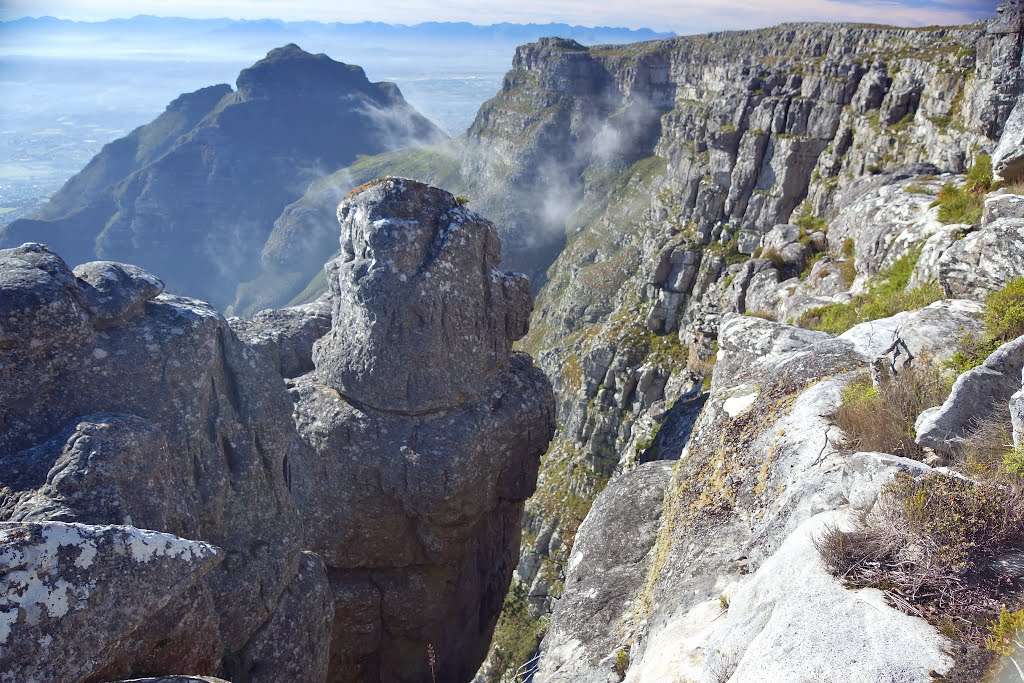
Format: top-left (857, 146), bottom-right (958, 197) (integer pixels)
top-left (229, 295), bottom-right (332, 379)
top-left (534, 461), bottom-right (673, 683)
top-left (283, 179), bottom-right (556, 682)
top-left (72, 261), bottom-right (164, 328)
top-left (227, 551), bottom-right (333, 683)
top-left (983, 191), bottom-right (1024, 225)
top-left (917, 334), bottom-right (1024, 452)
top-left (938, 218), bottom-right (1024, 300)
top-left (838, 299), bottom-right (984, 366)
top-left (314, 177), bottom-right (532, 413)
top-left (699, 512), bottom-right (952, 683)
top-left (0, 522), bottom-right (223, 683)
top-left (116, 678), bottom-right (230, 683)
top-left (0, 244), bottom-right (305, 671)
top-left (994, 96), bottom-right (1024, 181)
top-left (840, 451), bottom-right (932, 513)
top-left (1012, 374), bottom-right (1024, 448)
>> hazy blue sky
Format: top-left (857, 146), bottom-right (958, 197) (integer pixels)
top-left (0, 0), bottom-right (1000, 32)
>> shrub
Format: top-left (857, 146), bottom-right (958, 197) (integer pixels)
top-left (832, 365), bottom-right (949, 459)
top-left (797, 249), bottom-right (942, 334)
top-left (933, 183), bottom-right (983, 225)
top-left (1003, 445), bottom-right (1024, 478)
top-left (932, 154), bottom-right (991, 225)
top-left (817, 471), bottom-right (1024, 644)
top-left (455, 194), bottom-right (471, 206)
top-left (794, 213), bottom-right (828, 233)
top-left (986, 606), bottom-right (1024, 656)
top-left (950, 277), bottom-right (1024, 373)
top-left (761, 246), bottom-right (786, 270)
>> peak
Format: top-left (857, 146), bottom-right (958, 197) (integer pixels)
top-left (535, 37), bottom-right (587, 50)
top-left (235, 44), bottom-right (369, 98)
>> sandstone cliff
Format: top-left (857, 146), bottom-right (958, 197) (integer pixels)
top-left (0, 179), bottom-right (555, 682)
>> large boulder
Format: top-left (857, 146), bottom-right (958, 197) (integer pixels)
top-left (917, 334), bottom-right (1024, 453)
top-left (938, 218), bottom-right (1024, 300)
top-left (0, 522), bottom-right (223, 683)
top-left (534, 461), bottom-right (674, 683)
top-left (314, 177), bottom-right (533, 413)
top-left (291, 178), bottom-right (556, 682)
top-left (0, 244), bottom-right (316, 679)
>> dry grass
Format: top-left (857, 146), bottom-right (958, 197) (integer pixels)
top-left (816, 471), bottom-right (1024, 647)
top-left (832, 365), bottom-right (950, 460)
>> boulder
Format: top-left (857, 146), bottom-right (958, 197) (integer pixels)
top-left (982, 191), bottom-right (1024, 225)
top-left (917, 335), bottom-right (1024, 452)
top-left (993, 96), bottom-right (1024, 181)
top-left (229, 295), bottom-right (332, 378)
top-left (0, 243), bottom-right (308, 673)
top-left (314, 177), bottom-right (532, 413)
top-left (1012, 376), bottom-right (1024, 448)
top-left (938, 218), bottom-right (1024, 300)
top-left (534, 461), bottom-right (674, 683)
top-left (288, 179), bottom-right (556, 682)
top-left (838, 299), bottom-right (984, 365)
top-left (0, 522), bottom-right (223, 683)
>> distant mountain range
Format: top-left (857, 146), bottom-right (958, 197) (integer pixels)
top-left (0, 16), bottom-right (676, 51)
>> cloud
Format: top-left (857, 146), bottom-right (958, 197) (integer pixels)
top-left (0, 0), bottom-right (997, 32)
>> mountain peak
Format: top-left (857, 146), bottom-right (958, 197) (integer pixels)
top-left (235, 43), bottom-right (369, 98)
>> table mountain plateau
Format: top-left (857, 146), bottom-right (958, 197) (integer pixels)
top-left (6, 2), bottom-right (1024, 682)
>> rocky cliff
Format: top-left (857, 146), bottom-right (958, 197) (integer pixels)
top-left (0, 178), bottom-right (555, 682)
top-left (0, 45), bottom-right (445, 311)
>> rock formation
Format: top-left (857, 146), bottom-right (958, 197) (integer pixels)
top-left (0, 179), bottom-right (555, 682)
top-left (0, 45), bottom-right (446, 310)
top-left (288, 178), bottom-right (554, 681)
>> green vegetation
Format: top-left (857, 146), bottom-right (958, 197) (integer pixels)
top-left (838, 237), bottom-right (856, 286)
top-left (796, 248), bottom-right (942, 334)
top-left (932, 153), bottom-right (991, 225)
top-left (489, 582), bottom-right (548, 678)
top-left (987, 606), bottom-right (1024, 656)
top-left (832, 366), bottom-right (949, 460)
top-left (949, 277), bottom-right (1024, 374)
top-left (793, 213), bottom-right (828, 233)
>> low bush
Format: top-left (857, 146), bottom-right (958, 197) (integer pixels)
top-left (832, 365), bottom-right (949, 459)
top-left (950, 277), bottom-right (1024, 374)
top-left (817, 471), bottom-right (1024, 646)
top-left (797, 249), bottom-right (942, 334)
top-left (932, 153), bottom-right (991, 225)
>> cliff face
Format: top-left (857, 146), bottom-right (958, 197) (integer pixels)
top-left (463, 6), bottom-right (1024, 679)
top-left (0, 45), bottom-right (446, 310)
top-left (0, 179), bottom-right (555, 682)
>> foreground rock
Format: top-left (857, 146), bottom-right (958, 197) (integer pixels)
top-left (291, 178), bottom-right (556, 682)
top-left (0, 178), bottom-right (555, 682)
top-left (917, 334), bottom-right (1024, 453)
top-left (0, 241), bottom-right (310, 681)
top-left (535, 310), bottom-right (977, 682)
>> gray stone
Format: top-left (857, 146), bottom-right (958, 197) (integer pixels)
top-left (1012, 379), bottom-right (1024, 448)
top-left (314, 177), bottom-right (532, 413)
top-left (0, 244), bottom-right (305, 663)
top-left (73, 260), bottom-right (164, 328)
top-left (841, 452), bottom-right (933, 513)
top-left (535, 461), bottom-right (674, 683)
top-left (916, 334), bottom-right (1024, 453)
top-left (938, 218), bottom-right (1024, 300)
top-left (227, 551), bottom-right (333, 683)
top-left (229, 295), bottom-right (332, 378)
top-left (993, 96), bottom-right (1024, 181)
top-left (0, 522), bottom-right (223, 683)
top-left (983, 191), bottom-right (1024, 225)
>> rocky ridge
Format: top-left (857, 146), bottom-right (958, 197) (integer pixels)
top-left (0, 178), bottom-right (555, 682)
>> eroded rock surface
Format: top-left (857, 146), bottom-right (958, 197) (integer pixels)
top-left (289, 178), bottom-right (556, 682)
top-left (0, 177), bottom-right (556, 683)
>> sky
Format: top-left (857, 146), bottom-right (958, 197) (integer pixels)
top-left (0, 0), bottom-right (1001, 33)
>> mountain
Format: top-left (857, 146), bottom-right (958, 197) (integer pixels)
top-left (0, 44), bottom-right (446, 308)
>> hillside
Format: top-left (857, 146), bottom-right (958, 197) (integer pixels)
top-left (0, 44), bottom-right (445, 309)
